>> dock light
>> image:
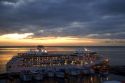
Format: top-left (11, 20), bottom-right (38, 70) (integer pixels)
top-left (105, 59), bottom-right (109, 62)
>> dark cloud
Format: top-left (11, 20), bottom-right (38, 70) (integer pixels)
top-left (0, 0), bottom-right (17, 2)
top-left (0, 0), bottom-right (125, 39)
top-left (92, 0), bottom-right (125, 15)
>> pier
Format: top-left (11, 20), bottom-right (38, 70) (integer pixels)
top-left (1, 65), bottom-right (125, 80)
top-left (1, 66), bottom-right (125, 83)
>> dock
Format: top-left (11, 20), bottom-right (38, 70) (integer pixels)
top-left (1, 65), bottom-right (125, 80)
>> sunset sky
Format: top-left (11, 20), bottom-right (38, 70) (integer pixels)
top-left (0, 0), bottom-right (125, 46)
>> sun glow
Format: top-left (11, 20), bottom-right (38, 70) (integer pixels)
top-left (0, 33), bottom-right (34, 39)
top-left (0, 33), bottom-right (124, 46)
top-left (0, 34), bottom-right (96, 46)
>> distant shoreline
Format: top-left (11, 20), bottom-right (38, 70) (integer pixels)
top-left (0, 46), bottom-right (125, 48)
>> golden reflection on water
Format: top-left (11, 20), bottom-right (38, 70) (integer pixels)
top-left (0, 48), bottom-right (29, 73)
top-left (0, 50), bottom-right (25, 63)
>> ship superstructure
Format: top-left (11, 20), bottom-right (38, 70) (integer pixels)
top-left (6, 46), bottom-right (109, 73)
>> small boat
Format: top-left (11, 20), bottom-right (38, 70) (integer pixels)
top-left (20, 71), bottom-right (32, 81)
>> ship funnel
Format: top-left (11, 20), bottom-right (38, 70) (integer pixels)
top-left (37, 45), bottom-right (44, 51)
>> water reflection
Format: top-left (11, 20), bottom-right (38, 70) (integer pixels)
top-left (0, 48), bottom-right (28, 73)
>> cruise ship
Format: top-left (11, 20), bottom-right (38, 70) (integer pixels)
top-left (6, 46), bottom-right (109, 75)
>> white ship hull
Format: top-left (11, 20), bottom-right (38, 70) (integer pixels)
top-left (6, 46), bottom-right (109, 78)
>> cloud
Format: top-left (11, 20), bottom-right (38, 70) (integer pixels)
top-left (0, 33), bottom-right (34, 39)
top-left (0, 0), bottom-right (125, 39)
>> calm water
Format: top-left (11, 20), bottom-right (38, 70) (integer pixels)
top-left (0, 46), bottom-right (125, 82)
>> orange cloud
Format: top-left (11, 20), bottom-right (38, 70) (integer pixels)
top-left (0, 33), bottom-right (125, 46)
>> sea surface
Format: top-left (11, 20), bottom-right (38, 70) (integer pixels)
top-left (0, 46), bottom-right (125, 82)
